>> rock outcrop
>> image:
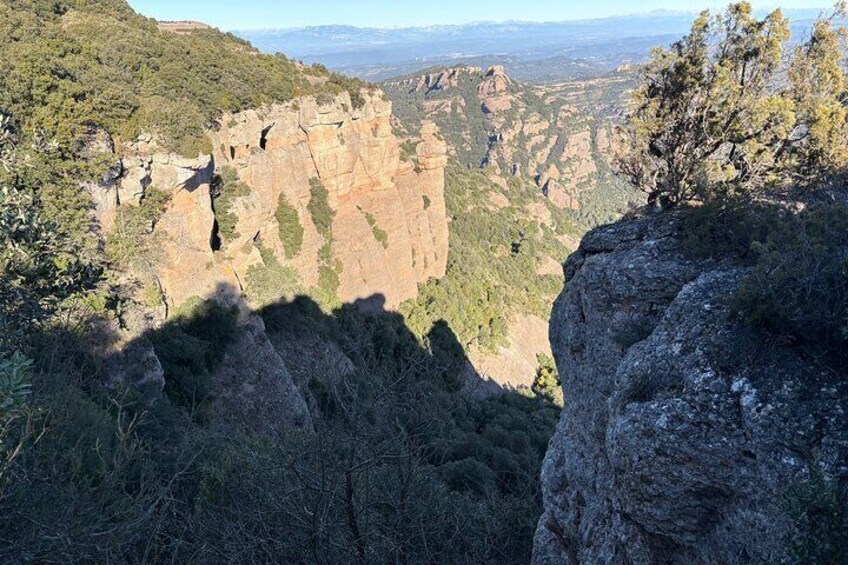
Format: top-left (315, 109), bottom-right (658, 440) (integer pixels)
top-left (91, 90), bottom-right (448, 311)
top-left (210, 315), bottom-right (313, 435)
top-left (388, 65), bottom-right (483, 94)
top-left (383, 65), bottom-right (635, 219)
top-left (211, 91), bottom-right (448, 308)
top-left (87, 89), bottom-right (449, 437)
top-left (533, 212), bottom-right (848, 563)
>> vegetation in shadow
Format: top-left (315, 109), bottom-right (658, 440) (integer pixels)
top-left (0, 284), bottom-right (560, 564)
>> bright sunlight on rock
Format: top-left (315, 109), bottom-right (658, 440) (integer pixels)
top-left (1, 1), bottom-right (845, 563)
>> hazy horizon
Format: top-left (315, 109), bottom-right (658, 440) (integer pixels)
top-left (127, 0), bottom-right (831, 31)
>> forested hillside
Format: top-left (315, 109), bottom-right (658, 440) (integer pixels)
top-left (0, 1), bottom-right (563, 562)
top-left (384, 65), bottom-right (639, 227)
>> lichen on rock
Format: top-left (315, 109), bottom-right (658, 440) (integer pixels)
top-left (533, 211), bottom-right (848, 564)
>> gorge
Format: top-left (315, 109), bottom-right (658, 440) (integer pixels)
top-left (1, 1), bottom-right (846, 563)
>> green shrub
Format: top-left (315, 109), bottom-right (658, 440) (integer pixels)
top-left (318, 241), bottom-right (333, 265)
top-left (106, 188), bottom-right (171, 270)
top-left (400, 139), bottom-right (418, 162)
top-left (736, 205), bottom-right (848, 361)
top-left (0, 118), bottom-right (102, 351)
top-left (783, 472), bottom-right (848, 563)
top-left (275, 193), bottom-right (303, 259)
top-left (307, 178), bottom-right (335, 238)
top-left (141, 282), bottom-right (163, 309)
top-left (212, 167), bottom-right (250, 245)
top-left (440, 458), bottom-right (497, 494)
top-left (150, 298), bottom-right (239, 421)
top-left (0, 352), bottom-right (33, 470)
top-left (532, 353), bottom-right (562, 406)
top-left (245, 244), bottom-right (302, 305)
top-left (683, 200), bottom-right (787, 261)
top-left (423, 195), bottom-right (432, 209)
top-left (314, 265), bottom-right (342, 310)
top-left (315, 68), bottom-right (373, 110)
top-left (364, 211), bottom-right (389, 249)
top-left (0, 2), bottom-right (310, 157)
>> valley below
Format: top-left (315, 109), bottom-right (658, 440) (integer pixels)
top-left (1, 1), bottom-right (846, 564)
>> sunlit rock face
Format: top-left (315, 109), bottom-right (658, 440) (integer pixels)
top-left (90, 90), bottom-right (448, 311)
top-left (210, 90), bottom-right (448, 310)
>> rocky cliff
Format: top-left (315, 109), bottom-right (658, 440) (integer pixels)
top-left (90, 90), bottom-right (448, 311)
top-left (533, 212), bottom-right (848, 563)
top-left (384, 65), bottom-right (637, 225)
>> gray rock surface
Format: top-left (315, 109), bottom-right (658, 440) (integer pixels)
top-left (210, 315), bottom-right (313, 435)
top-left (533, 212), bottom-right (848, 564)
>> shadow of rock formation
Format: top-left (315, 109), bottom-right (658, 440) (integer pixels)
top-left (2, 282), bottom-right (560, 563)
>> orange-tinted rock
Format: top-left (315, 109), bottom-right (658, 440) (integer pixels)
top-left (210, 92), bottom-right (449, 309)
top-left (101, 89), bottom-right (447, 312)
top-left (471, 314), bottom-right (553, 391)
top-left (477, 66), bottom-right (513, 97)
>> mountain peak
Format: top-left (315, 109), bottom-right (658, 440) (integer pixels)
top-left (479, 65), bottom-right (513, 96)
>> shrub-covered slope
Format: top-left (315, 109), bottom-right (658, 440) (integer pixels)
top-left (383, 64), bottom-right (640, 227)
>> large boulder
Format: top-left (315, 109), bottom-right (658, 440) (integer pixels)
top-left (533, 212), bottom-right (848, 564)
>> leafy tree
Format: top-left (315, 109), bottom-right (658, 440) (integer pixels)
top-left (621, 2), bottom-right (848, 207)
top-left (785, 3), bottom-right (848, 181)
top-left (619, 3), bottom-right (793, 207)
top-left (0, 114), bottom-right (100, 351)
top-left (533, 353), bottom-right (563, 406)
top-left (275, 193), bottom-right (304, 259)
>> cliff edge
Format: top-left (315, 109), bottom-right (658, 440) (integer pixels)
top-left (89, 90), bottom-right (448, 312)
top-left (533, 212), bottom-right (848, 563)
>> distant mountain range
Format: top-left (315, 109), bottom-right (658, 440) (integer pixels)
top-left (235, 9), bottom-right (823, 82)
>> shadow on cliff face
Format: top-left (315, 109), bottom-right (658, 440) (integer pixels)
top-left (2, 283), bottom-right (560, 564)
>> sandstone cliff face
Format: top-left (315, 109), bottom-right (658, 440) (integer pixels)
top-left (210, 93), bottom-right (447, 309)
top-left (91, 90), bottom-right (448, 311)
top-left (533, 213), bottom-right (848, 564)
top-left (88, 90), bottom-right (448, 436)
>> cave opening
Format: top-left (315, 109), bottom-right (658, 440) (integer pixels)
top-left (210, 218), bottom-right (222, 252)
top-left (260, 124), bottom-right (273, 151)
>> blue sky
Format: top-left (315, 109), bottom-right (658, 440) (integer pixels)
top-left (127, 0), bottom-right (831, 30)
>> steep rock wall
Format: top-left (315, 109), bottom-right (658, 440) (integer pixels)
top-left (533, 213), bottom-right (848, 564)
top-left (88, 90), bottom-right (448, 437)
top-left (210, 92), bottom-right (448, 309)
top-left (91, 90), bottom-right (448, 311)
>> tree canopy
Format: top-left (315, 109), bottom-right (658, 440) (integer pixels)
top-left (620, 2), bottom-right (848, 207)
